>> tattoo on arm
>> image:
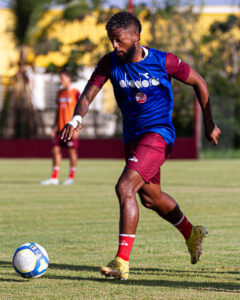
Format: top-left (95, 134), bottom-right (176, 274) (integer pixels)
top-left (184, 68), bottom-right (215, 139)
top-left (201, 98), bottom-right (215, 140)
top-left (73, 83), bottom-right (100, 117)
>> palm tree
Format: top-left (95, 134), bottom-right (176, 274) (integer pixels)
top-left (0, 0), bottom-right (49, 137)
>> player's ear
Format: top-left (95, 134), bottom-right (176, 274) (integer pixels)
top-left (134, 31), bottom-right (139, 42)
top-left (132, 31), bottom-right (139, 44)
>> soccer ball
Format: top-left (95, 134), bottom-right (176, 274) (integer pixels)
top-left (12, 243), bottom-right (49, 278)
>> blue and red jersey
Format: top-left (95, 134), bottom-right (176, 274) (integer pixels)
top-left (89, 47), bottom-right (190, 145)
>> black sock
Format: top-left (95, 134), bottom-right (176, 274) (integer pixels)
top-left (161, 204), bottom-right (183, 225)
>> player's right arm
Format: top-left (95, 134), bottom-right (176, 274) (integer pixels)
top-left (60, 83), bottom-right (101, 141)
top-left (60, 53), bottom-right (112, 141)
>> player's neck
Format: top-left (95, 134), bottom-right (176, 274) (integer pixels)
top-left (130, 44), bottom-right (145, 63)
top-left (63, 84), bottom-right (71, 91)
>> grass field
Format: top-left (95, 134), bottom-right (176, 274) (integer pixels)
top-left (0, 159), bottom-right (239, 299)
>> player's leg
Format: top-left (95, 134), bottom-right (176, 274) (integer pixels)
top-left (100, 167), bottom-right (145, 280)
top-left (138, 180), bottom-right (207, 264)
top-left (101, 133), bottom-right (162, 279)
top-left (52, 145), bottom-right (62, 169)
top-left (138, 182), bottom-right (192, 238)
top-left (41, 145), bottom-right (61, 185)
top-left (63, 137), bottom-right (78, 185)
top-left (63, 147), bottom-right (77, 185)
top-left (116, 167), bottom-right (145, 233)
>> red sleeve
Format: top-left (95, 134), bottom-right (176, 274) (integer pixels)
top-left (88, 53), bottom-right (112, 88)
top-left (165, 53), bottom-right (190, 81)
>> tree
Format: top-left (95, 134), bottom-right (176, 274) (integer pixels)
top-left (0, 0), bottom-right (50, 137)
top-left (201, 15), bottom-right (240, 148)
top-left (43, 0), bottom-right (111, 74)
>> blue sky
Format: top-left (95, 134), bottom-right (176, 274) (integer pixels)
top-left (0, 0), bottom-right (11, 8)
top-left (0, 0), bottom-right (238, 8)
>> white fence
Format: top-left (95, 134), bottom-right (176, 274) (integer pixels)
top-left (30, 67), bottom-right (102, 112)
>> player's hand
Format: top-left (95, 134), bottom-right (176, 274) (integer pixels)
top-left (60, 122), bottom-right (82, 142)
top-left (72, 130), bottom-right (80, 139)
top-left (206, 125), bottom-right (221, 146)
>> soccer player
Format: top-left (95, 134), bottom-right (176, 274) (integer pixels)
top-left (41, 69), bottom-right (80, 185)
top-left (60, 12), bottom-right (221, 279)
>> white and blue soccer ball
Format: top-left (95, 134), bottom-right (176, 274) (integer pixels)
top-left (12, 243), bottom-right (49, 278)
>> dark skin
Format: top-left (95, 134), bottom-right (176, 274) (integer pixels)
top-left (60, 25), bottom-right (221, 234)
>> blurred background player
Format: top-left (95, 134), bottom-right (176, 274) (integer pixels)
top-left (41, 69), bottom-right (80, 185)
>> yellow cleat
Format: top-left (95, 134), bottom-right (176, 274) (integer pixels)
top-left (100, 256), bottom-right (129, 280)
top-left (186, 225), bottom-right (208, 264)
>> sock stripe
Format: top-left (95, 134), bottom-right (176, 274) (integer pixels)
top-left (173, 214), bottom-right (184, 226)
top-left (119, 234), bottom-right (135, 238)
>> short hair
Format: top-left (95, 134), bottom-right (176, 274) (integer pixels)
top-left (106, 12), bottom-right (142, 36)
top-left (60, 68), bottom-right (72, 79)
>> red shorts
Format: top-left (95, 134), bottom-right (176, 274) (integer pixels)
top-left (52, 133), bottom-right (79, 149)
top-left (124, 133), bottom-right (172, 185)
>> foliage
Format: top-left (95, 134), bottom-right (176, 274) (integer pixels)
top-left (201, 15), bottom-right (240, 147)
top-left (11, 0), bottom-right (49, 46)
top-left (46, 38), bottom-right (97, 78)
top-left (63, 0), bottom-right (92, 20)
top-left (0, 0), bottom-right (50, 138)
top-left (40, 0), bottom-right (112, 75)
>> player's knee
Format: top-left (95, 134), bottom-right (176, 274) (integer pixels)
top-left (115, 180), bottom-right (135, 205)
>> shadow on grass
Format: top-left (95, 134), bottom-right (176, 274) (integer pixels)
top-left (45, 274), bottom-right (240, 293)
top-left (1, 260), bottom-right (239, 276)
top-left (47, 262), bottom-right (240, 292)
top-left (48, 262), bottom-right (240, 276)
top-left (132, 267), bottom-right (240, 276)
top-left (0, 278), bottom-right (26, 282)
top-left (0, 261), bottom-right (239, 292)
top-left (49, 262), bottom-right (99, 272)
top-left (0, 261), bottom-right (26, 282)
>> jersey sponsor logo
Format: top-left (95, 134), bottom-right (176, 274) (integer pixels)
top-left (135, 92), bottom-right (147, 104)
top-left (119, 73), bottom-right (160, 89)
top-left (140, 72), bottom-right (150, 79)
top-left (59, 97), bottom-right (73, 103)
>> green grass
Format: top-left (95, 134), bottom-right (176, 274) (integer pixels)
top-left (0, 159), bottom-right (239, 299)
top-left (201, 148), bottom-right (240, 159)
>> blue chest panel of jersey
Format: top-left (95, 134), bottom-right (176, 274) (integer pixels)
top-left (110, 48), bottom-right (175, 145)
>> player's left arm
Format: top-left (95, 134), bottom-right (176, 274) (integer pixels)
top-left (184, 68), bottom-right (221, 145)
top-left (166, 53), bottom-right (221, 145)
